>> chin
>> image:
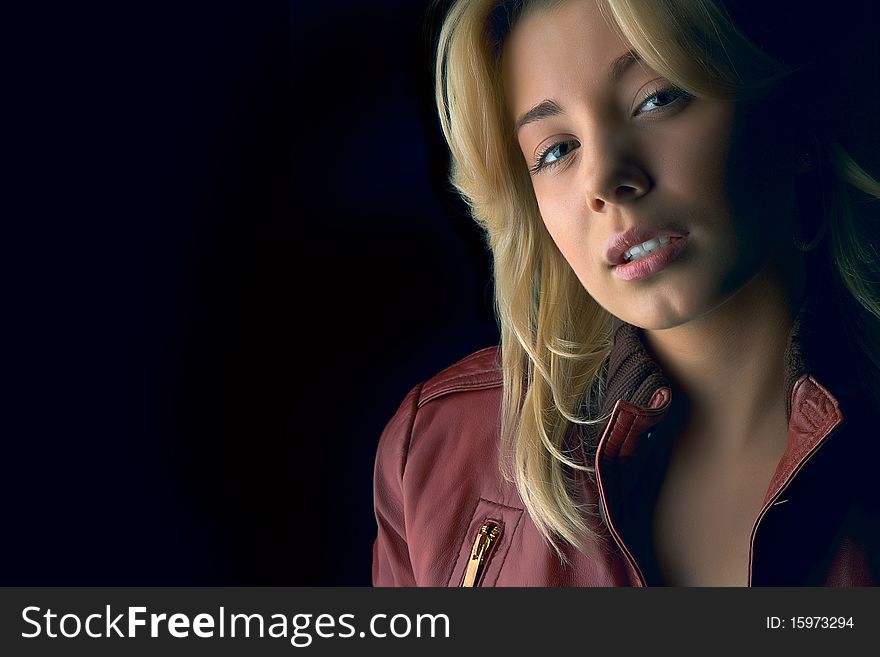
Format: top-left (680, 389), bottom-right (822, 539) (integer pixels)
top-left (606, 289), bottom-right (710, 331)
top-left (629, 315), bottom-right (692, 331)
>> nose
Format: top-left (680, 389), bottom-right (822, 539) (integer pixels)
top-left (584, 147), bottom-right (652, 213)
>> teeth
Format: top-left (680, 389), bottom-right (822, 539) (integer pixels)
top-left (623, 236), bottom-right (673, 262)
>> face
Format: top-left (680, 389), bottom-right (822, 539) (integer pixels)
top-left (502, 0), bottom-right (802, 329)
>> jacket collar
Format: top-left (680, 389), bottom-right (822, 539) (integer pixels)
top-left (600, 293), bottom-right (811, 423)
top-left (598, 277), bottom-right (860, 425)
top-left (583, 270), bottom-right (869, 472)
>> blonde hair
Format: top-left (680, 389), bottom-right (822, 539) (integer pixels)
top-left (433, 0), bottom-right (880, 563)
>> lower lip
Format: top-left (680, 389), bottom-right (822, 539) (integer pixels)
top-left (612, 234), bottom-right (690, 281)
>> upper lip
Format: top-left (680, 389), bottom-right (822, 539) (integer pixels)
top-left (605, 226), bottom-right (688, 266)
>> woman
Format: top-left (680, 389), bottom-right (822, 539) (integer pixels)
top-left (372, 0), bottom-right (880, 586)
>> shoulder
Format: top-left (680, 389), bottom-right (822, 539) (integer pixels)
top-left (375, 346), bottom-right (503, 478)
top-left (418, 345), bottom-right (502, 407)
top-left (372, 346), bottom-right (515, 585)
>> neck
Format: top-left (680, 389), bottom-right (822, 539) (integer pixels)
top-left (640, 249), bottom-right (807, 454)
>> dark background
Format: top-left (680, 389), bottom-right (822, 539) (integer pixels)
top-left (6, 1), bottom-right (879, 586)
top-left (5, 0), bottom-right (495, 585)
top-left (292, 0), bottom-right (499, 584)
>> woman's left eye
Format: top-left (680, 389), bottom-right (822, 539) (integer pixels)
top-left (636, 86), bottom-right (691, 115)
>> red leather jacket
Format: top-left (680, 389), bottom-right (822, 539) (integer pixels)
top-left (372, 290), bottom-right (880, 586)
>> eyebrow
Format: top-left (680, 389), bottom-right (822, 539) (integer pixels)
top-left (513, 49), bottom-right (642, 136)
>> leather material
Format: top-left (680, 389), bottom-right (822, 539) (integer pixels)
top-left (372, 290), bottom-right (880, 586)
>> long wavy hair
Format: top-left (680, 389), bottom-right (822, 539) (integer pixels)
top-left (433, 0), bottom-right (880, 562)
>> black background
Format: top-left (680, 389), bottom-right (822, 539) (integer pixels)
top-left (5, 0), bottom-right (495, 585)
top-left (5, 1), bottom-right (879, 586)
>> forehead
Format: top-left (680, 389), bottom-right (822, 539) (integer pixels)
top-left (501, 0), bottom-right (642, 114)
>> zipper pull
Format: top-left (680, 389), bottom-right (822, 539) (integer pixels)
top-left (460, 521), bottom-right (502, 587)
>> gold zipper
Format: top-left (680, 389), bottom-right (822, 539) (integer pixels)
top-left (460, 521), bottom-right (502, 587)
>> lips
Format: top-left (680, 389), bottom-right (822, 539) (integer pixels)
top-left (605, 226), bottom-right (688, 266)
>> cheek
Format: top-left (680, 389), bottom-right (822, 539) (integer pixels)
top-left (665, 105), bottom-right (737, 216)
top-left (721, 112), bottom-right (797, 248)
top-left (535, 198), bottom-right (611, 298)
top-left (536, 197), bottom-right (595, 268)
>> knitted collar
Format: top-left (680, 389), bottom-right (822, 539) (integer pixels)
top-left (590, 276), bottom-right (865, 442)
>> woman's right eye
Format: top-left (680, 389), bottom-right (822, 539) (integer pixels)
top-left (530, 139), bottom-right (580, 175)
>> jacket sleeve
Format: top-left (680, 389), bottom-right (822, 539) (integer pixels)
top-left (371, 382), bottom-right (423, 586)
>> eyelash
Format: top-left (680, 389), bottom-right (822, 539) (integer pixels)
top-left (529, 85), bottom-right (692, 175)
